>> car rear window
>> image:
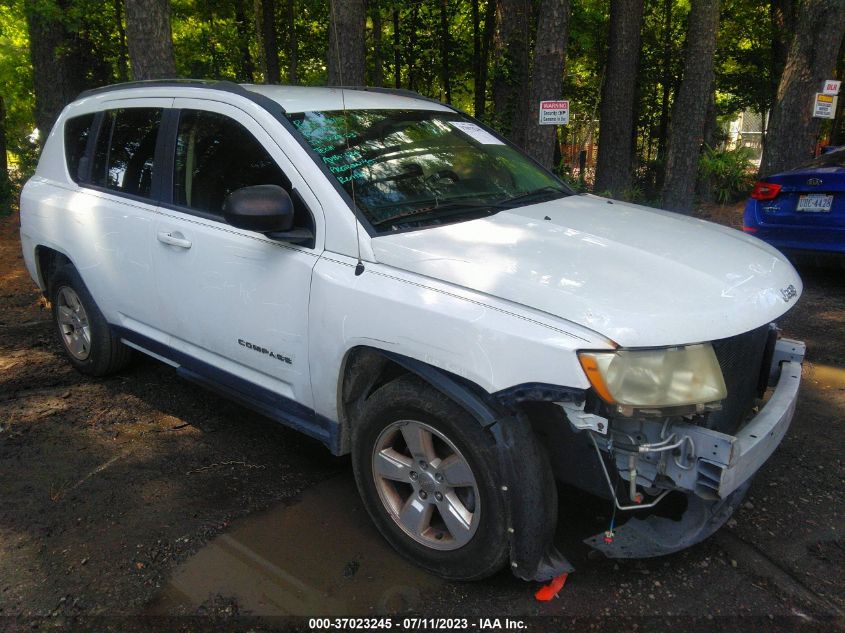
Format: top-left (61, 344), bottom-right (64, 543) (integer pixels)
top-left (64, 114), bottom-right (95, 184)
top-left (91, 108), bottom-right (162, 199)
top-left (800, 148), bottom-right (845, 169)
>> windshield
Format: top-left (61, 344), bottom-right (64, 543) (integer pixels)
top-left (286, 109), bottom-right (571, 232)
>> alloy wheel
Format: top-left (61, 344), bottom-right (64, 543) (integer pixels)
top-left (56, 286), bottom-right (91, 360)
top-left (371, 419), bottom-right (480, 550)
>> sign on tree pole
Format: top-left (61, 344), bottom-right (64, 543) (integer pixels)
top-left (822, 79), bottom-right (841, 96)
top-left (539, 100), bottom-right (569, 125)
top-left (813, 93), bottom-right (837, 119)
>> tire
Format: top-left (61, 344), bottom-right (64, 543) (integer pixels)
top-left (351, 375), bottom-right (509, 580)
top-left (50, 264), bottom-right (132, 377)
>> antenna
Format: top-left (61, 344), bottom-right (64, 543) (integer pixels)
top-left (330, 1), bottom-right (365, 276)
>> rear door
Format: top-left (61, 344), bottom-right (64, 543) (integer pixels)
top-left (71, 100), bottom-right (171, 333)
top-left (152, 98), bottom-right (325, 437)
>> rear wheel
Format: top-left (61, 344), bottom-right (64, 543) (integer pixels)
top-left (50, 265), bottom-right (132, 376)
top-left (352, 375), bottom-right (509, 580)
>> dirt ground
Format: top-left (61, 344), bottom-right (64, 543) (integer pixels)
top-left (0, 204), bottom-right (843, 632)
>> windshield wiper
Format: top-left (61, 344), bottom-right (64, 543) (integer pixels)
top-left (370, 186), bottom-right (570, 229)
top-left (491, 186), bottom-right (570, 209)
top-left (371, 199), bottom-right (496, 228)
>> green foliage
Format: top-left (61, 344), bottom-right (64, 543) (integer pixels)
top-left (172, 0), bottom-right (251, 80)
top-left (0, 0), bottom-right (801, 214)
top-left (555, 164), bottom-right (588, 193)
top-left (698, 144), bottom-right (757, 204)
top-left (0, 174), bottom-right (11, 214)
top-left (0, 0), bottom-right (37, 203)
top-left (715, 0), bottom-right (774, 120)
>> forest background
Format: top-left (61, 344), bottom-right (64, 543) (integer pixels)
top-left (0, 0), bottom-right (843, 214)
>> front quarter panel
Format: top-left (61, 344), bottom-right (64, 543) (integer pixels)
top-left (308, 254), bottom-right (613, 427)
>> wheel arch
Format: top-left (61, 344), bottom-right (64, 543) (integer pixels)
top-left (336, 345), bottom-right (502, 455)
top-left (34, 245), bottom-right (73, 296)
top-left (338, 344), bottom-right (580, 582)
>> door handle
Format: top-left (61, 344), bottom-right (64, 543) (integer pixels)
top-left (157, 231), bottom-right (192, 249)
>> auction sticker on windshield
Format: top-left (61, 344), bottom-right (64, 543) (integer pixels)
top-left (448, 121), bottom-right (505, 145)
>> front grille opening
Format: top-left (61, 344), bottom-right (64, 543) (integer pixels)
top-left (705, 325), bottom-right (772, 434)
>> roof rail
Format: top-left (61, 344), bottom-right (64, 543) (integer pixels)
top-left (327, 85), bottom-right (454, 110)
top-left (75, 79), bottom-right (287, 114)
top-left (77, 79), bottom-right (237, 99)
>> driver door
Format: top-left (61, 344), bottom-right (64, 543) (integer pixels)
top-left (153, 98), bottom-right (322, 421)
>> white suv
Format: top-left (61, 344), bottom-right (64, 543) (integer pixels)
top-left (20, 80), bottom-right (805, 582)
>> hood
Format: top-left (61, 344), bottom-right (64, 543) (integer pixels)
top-left (370, 194), bottom-right (802, 347)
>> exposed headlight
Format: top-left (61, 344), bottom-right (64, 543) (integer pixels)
top-left (578, 344), bottom-right (727, 409)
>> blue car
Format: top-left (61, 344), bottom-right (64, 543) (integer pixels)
top-left (743, 147), bottom-right (845, 258)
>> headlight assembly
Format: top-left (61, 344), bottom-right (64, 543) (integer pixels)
top-left (578, 344), bottom-right (727, 411)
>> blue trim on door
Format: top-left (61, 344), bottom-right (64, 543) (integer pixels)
top-left (113, 326), bottom-right (341, 453)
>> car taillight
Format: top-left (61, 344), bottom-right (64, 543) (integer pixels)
top-left (750, 181), bottom-right (782, 200)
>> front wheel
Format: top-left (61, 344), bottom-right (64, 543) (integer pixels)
top-left (351, 375), bottom-right (509, 580)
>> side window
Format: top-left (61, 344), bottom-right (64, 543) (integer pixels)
top-left (64, 113), bottom-right (95, 184)
top-left (174, 109), bottom-right (290, 215)
top-left (91, 108), bottom-right (162, 198)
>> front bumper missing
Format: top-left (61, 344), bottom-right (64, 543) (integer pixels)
top-left (698, 358), bottom-right (802, 499)
top-left (573, 338), bottom-right (805, 558)
top-left (585, 479), bottom-right (753, 558)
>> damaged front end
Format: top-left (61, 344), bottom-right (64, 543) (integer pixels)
top-left (562, 331), bottom-right (805, 558)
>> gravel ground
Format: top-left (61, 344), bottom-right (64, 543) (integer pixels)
top-left (0, 206), bottom-right (842, 633)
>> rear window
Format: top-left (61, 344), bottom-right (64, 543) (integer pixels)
top-left (64, 114), bottom-right (95, 184)
top-left (91, 108), bottom-right (162, 199)
top-left (800, 147), bottom-right (845, 169)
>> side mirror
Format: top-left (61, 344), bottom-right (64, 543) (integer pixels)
top-left (223, 185), bottom-right (294, 233)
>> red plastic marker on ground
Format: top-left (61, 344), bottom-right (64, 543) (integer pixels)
top-left (534, 573), bottom-right (568, 601)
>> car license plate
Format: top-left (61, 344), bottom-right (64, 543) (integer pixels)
top-left (796, 194), bottom-right (833, 212)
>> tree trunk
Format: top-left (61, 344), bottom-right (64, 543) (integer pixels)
top-left (695, 91), bottom-right (718, 203)
top-left (235, 0), bottom-right (256, 82)
top-left (124, 0), bottom-right (177, 80)
top-left (655, 0), bottom-right (672, 185)
top-left (328, 0), bottom-right (366, 86)
top-left (832, 38), bottom-right (845, 146)
top-left (475, 0), bottom-right (496, 119)
top-left (769, 0), bottom-right (795, 102)
top-left (491, 0), bottom-right (532, 143)
top-left (257, 0), bottom-right (280, 84)
top-left (0, 95), bottom-right (8, 205)
top-left (522, 0), bottom-right (570, 169)
top-left (660, 0), bottom-right (720, 214)
top-left (593, 0), bottom-right (644, 197)
top-left (25, 1), bottom-right (82, 138)
top-left (371, 0), bottom-right (383, 86)
top-left (114, 0), bottom-right (129, 81)
top-left (832, 87), bottom-right (845, 146)
top-left (439, 0), bottom-right (452, 103)
top-left (472, 0), bottom-right (481, 111)
top-left (393, 8), bottom-right (401, 88)
top-left (287, 0), bottom-right (298, 84)
top-left (407, 3), bottom-right (419, 90)
top-left (208, 13), bottom-right (220, 78)
top-left (760, 0), bottom-right (845, 176)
